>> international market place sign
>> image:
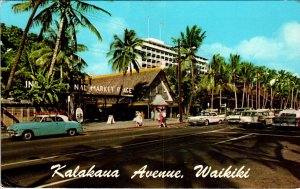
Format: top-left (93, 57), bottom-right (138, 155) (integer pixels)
top-left (24, 80), bottom-right (133, 95)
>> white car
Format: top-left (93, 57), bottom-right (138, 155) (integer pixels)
top-left (7, 114), bottom-right (83, 140)
top-left (240, 109), bottom-right (274, 128)
top-left (187, 111), bottom-right (225, 126)
top-left (226, 108), bottom-right (250, 124)
top-left (273, 109), bottom-right (300, 128)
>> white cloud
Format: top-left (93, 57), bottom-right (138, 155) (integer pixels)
top-left (280, 21), bottom-right (300, 59)
top-left (202, 21), bottom-right (300, 75)
top-left (237, 36), bottom-right (283, 60)
top-left (202, 43), bottom-right (233, 59)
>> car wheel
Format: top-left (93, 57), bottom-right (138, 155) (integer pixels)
top-left (218, 120), bottom-right (222, 124)
top-left (22, 130), bottom-right (33, 140)
top-left (68, 129), bottom-right (77, 136)
top-left (204, 120), bottom-right (209, 126)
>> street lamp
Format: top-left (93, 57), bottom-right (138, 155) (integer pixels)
top-left (270, 79), bottom-right (276, 109)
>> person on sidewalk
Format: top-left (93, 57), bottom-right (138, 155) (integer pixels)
top-left (158, 110), bottom-right (166, 128)
top-left (162, 110), bottom-right (167, 127)
top-left (134, 111), bottom-right (143, 126)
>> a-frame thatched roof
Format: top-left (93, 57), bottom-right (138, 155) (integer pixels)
top-left (88, 68), bottom-right (172, 99)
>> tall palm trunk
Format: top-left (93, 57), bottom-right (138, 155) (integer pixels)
top-left (295, 90), bottom-right (299, 109)
top-left (291, 87), bottom-right (294, 109)
top-left (270, 87), bottom-right (273, 109)
top-left (5, 0), bottom-right (42, 95)
top-left (211, 88), bottom-right (214, 109)
top-left (264, 90), bottom-right (268, 108)
top-left (219, 89), bottom-right (222, 113)
top-left (242, 81), bottom-right (246, 108)
top-left (234, 83), bottom-right (238, 109)
top-left (258, 81), bottom-right (261, 109)
top-left (251, 83), bottom-right (254, 108)
top-left (187, 61), bottom-right (195, 114)
top-left (48, 15), bottom-right (66, 79)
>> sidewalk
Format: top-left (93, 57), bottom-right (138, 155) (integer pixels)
top-left (83, 118), bottom-right (188, 132)
top-left (1, 118), bottom-right (188, 140)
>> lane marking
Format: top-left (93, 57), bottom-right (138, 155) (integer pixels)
top-left (38, 178), bottom-right (79, 188)
top-left (1, 148), bottom-right (105, 167)
top-left (1, 128), bottom-right (229, 167)
top-left (256, 133), bottom-right (300, 138)
top-left (214, 133), bottom-right (254, 145)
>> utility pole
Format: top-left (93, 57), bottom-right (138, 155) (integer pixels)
top-left (178, 40), bottom-right (183, 123)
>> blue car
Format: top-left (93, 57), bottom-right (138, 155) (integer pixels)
top-left (7, 115), bottom-right (83, 140)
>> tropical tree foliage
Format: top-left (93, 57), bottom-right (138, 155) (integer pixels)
top-left (179, 25), bottom-right (206, 114)
top-left (27, 72), bottom-right (66, 104)
top-left (5, 0), bottom-right (49, 95)
top-left (107, 29), bottom-right (143, 75)
top-left (29, 0), bottom-right (111, 79)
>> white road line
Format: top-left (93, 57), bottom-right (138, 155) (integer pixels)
top-left (1, 155), bottom-right (59, 167)
top-left (38, 177), bottom-right (79, 188)
top-left (1, 148), bottom-right (104, 167)
top-left (257, 133), bottom-right (300, 138)
top-left (214, 133), bottom-right (255, 145)
top-left (1, 127), bottom-right (229, 168)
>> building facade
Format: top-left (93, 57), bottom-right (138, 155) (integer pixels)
top-left (135, 38), bottom-right (209, 73)
top-left (1, 68), bottom-right (177, 126)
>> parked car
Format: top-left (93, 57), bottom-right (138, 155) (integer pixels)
top-left (226, 108), bottom-right (250, 124)
top-left (273, 109), bottom-right (300, 128)
top-left (239, 109), bottom-right (274, 128)
top-left (7, 114), bottom-right (83, 140)
top-left (187, 111), bottom-right (225, 126)
top-left (226, 111), bottom-right (243, 123)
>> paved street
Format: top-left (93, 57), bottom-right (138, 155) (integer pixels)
top-left (1, 122), bottom-right (300, 188)
top-left (1, 118), bottom-right (186, 139)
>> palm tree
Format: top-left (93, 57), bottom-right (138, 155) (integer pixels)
top-left (239, 61), bottom-right (254, 108)
top-left (218, 61), bottom-right (232, 113)
top-left (5, 0), bottom-right (48, 96)
top-left (28, 72), bottom-right (66, 105)
top-left (207, 54), bottom-right (225, 110)
top-left (31, 0), bottom-right (111, 79)
top-left (228, 54), bottom-right (241, 109)
top-left (107, 29), bottom-right (143, 75)
top-left (180, 25), bottom-right (206, 114)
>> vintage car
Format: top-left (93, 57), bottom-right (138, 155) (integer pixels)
top-left (226, 111), bottom-right (242, 123)
top-left (7, 114), bottom-right (83, 140)
top-left (226, 108), bottom-right (250, 124)
top-left (273, 109), bottom-right (300, 128)
top-left (187, 111), bottom-right (225, 126)
top-left (239, 109), bottom-right (274, 128)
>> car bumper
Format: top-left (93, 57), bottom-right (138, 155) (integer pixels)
top-left (188, 120), bottom-right (205, 125)
top-left (273, 123), bottom-right (297, 127)
top-left (7, 130), bottom-right (21, 137)
top-left (227, 119), bottom-right (240, 123)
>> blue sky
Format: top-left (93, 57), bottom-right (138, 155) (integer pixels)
top-left (1, 1), bottom-right (300, 76)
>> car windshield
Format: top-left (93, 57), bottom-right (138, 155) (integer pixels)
top-left (31, 116), bottom-right (43, 122)
top-left (242, 112), bottom-right (256, 116)
top-left (280, 113), bottom-right (296, 118)
top-left (197, 112), bottom-right (210, 116)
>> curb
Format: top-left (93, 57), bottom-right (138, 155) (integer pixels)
top-left (83, 121), bottom-right (189, 132)
top-left (1, 122), bottom-right (190, 140)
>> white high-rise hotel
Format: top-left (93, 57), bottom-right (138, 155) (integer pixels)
top-left (136, 38), bottom-right (209, 73)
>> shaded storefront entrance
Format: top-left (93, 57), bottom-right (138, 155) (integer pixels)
top-left (82, 68), bottom-right (175, 122)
